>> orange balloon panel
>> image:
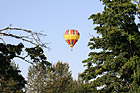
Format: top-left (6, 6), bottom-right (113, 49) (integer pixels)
top-left (64, 29), bottom-right (80, 49)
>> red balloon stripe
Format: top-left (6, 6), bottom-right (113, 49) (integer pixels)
top-left (66, 39), bottom-right (76, 46)
top-left (64, 29), bottom-right (80, 35)
top-left (71, 39), bottom-right (74, 45)
top-left (73, 39), bottom-right (77, 46)
top-left (64, 30), bottom-right (69, 35)
top-left (66, 39), bottom-right (70, 45)
top-left (75, 30), bottom-right (78, 35)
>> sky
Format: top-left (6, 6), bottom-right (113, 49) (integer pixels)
top-left (0, 0), bottom-right (104, 79)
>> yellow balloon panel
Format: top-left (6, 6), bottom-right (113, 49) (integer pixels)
top-left (64, 34), bottom-right (80, 40)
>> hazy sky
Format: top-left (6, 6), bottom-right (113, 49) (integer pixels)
top-left (0, 0), bottom-right (104, 79)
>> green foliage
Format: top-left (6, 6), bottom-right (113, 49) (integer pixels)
top-left (45, 61), bottom-right (73, 93)
top-left (81, 0), bottom-right (140, 92)
top-left (0, 42), bottom-right (50, 92)
top-left (26, 61), bottom-right (73, 93)
top-left (65, 76), bottom-right (97, 93)
top-left (25, 62), bottom-right (51, 93)
top-left (0, 43), bottom-right (26, 92)
top-left (25, 46), bottom-right (51, 92)
top-left (25, 46), bottom-right (47, 63)
top-left (25, 45), bottom-right (51, 65)
top-left (133, 0), bottom-right (140, 13)
top-left (0, 27), bottom-right (50, 92)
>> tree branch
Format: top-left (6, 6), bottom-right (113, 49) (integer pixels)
top-left (0, 32), bottom-right (38, 45)
top-left (125, 83), bottom-right (132, 91)
top-left (0, 26), bottom-right (50, 49)
top-left (15, 55), bottom-right (33, 64)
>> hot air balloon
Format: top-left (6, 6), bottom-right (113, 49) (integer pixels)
top-left (64, 29), bottom-right (80, 51)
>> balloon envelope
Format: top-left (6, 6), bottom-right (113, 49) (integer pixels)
top-left (64, 29), bottom-right (80, 49)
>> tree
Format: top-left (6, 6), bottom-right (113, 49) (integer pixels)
top-left (81, 0), bottom-right (140, 92)
top-left (65, 76), bottom-right (97, 93)
top-left (25, 61), bottom-right (51, 93)
top-left (26, 61), bottom-right (73, 93)
top-left (45, 61), bottom-right (73, 93)
top-left (0, 26), bottom-right (50, 92)
top-left (0, 43), bottom-right (26, 92)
